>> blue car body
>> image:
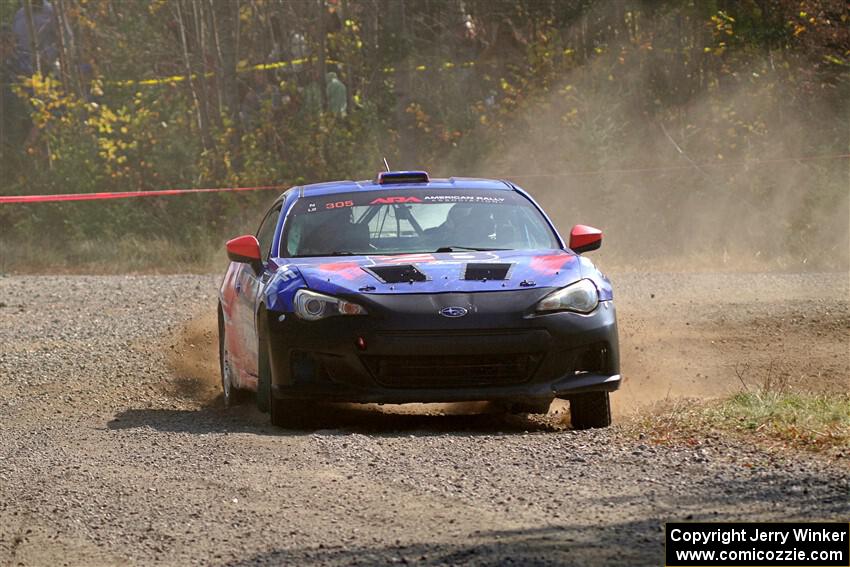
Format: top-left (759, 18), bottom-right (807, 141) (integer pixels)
top-left (219, 174), bottom-right (620, 427)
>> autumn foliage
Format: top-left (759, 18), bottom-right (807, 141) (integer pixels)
top-left (0, 0), bottom-right (847, 271)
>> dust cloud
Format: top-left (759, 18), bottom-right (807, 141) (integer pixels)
top-left (166, 273), bottom-right (849, 420)
top-left (458, 40), bottom-right (849, 272)
top-left (166, 313), bottom-right (222, 405)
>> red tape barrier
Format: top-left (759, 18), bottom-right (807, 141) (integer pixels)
top-left (0, 184), bottom-right (285, 204)
top-left (1, 153), bottom-right (847, 204)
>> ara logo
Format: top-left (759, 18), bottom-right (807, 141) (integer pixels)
top-left (370, 196), bottom-right (423, 204)
top-left (439, 306), bottom-right (468, 318)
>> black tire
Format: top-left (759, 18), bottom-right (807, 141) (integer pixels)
top-left (568, 392), bottom-right (612, 429)
top-left (219, 306), bottom-right (249, 408)
top-left (256, 310), bottom-right (271, 414)
top-left (257, 308), bottom-right (317, 428)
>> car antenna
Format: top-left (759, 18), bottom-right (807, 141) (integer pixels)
top-left (382, 157), bottom-right (391, 172)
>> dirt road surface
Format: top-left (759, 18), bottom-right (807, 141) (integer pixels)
top-left (0, 273), bottom-right (847, 566)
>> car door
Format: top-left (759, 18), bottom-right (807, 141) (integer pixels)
top-left (231, 204), bottom-right (281, 379)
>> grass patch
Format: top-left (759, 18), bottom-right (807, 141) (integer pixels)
top-left (707, 392), bottom-right (850, 450)
top-left (0, 237), bottom-right (225, 274)
top-left (632, 392), bottom-right (850, 455)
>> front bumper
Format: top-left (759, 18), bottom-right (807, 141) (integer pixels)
top-left (267, 288), bottom-right (620, 404)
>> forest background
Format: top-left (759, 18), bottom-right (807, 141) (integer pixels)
top-left (0, 0), bottom-right (847, 272)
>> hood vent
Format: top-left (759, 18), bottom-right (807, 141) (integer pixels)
top-left (463, 263), bottom-right (513, 281)
top-left (363, 264), bottom-right (428, 284)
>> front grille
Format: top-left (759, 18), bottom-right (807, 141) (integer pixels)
top-left (362, 353), bottom-right (541, 388)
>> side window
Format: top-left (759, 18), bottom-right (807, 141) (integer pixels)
top-left (256, 206), bottom-right (281, 261)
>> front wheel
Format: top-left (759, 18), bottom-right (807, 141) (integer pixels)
top-left (257, 311), bottom-right (317, 428)
top-left (568, 392), bottom-right (611, 429)
top-left (256, 317), bottom-right (271, 414)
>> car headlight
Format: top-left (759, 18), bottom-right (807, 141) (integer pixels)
top-left (293, 289), bottom-right (367, 321)
top-left (535, 279), bottom-right (599, 314)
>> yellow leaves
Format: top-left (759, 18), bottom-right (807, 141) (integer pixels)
top-left (499, 78), bottom-right (518, 97)
top-left (14, 73), bottom-right (82, 130)
top-left (823, 55), bottom-right (848, 67)
top-left (709, 11), bottom-right (735, 42)
top-left (147, 0), bottom-right (168, 15)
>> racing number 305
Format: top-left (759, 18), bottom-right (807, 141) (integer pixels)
top-left (325, 200), bottom-right (354, 209)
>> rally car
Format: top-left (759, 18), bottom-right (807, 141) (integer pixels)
top-left (218, 171), bottom-right (620, 429)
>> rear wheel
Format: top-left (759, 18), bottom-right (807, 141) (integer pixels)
top-left (219, 307), bottom-right (248, 408)
top-left (568, 392), bottom-right (611, 429)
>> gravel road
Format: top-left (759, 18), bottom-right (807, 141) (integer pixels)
top-left (0, 272), bottom-right (847, 566)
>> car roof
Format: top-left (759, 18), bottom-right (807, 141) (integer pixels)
top-left (285, 176), bottom-right (515, 199)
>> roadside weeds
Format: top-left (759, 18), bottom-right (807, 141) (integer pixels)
top-left (622, 392), bottom-right (849, 462)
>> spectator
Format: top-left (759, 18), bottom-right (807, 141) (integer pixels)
top-left (298, 66), bottom-right (322, 120)
top-left (326, 71), bottom-right (347, 117)
top-left (11, 0), bottom-right (69, 77)
top-left (240, 70), bottom-right (281, 129)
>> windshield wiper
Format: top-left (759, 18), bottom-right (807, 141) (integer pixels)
top-left (435, 246), bottom-right (508, 253)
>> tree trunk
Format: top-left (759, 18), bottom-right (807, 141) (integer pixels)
top-left (340, 0), bottom-right (354, 111)
top-left (55, 0), bottom-right (81, 97)
top-left (175, 0), bottom-right (211, 149)
top-left (213, 0), bottom-right (239, 126)
top-left (23, 0), bottom-right (41, 76)
top-left (316, 0), bottom-right (328, 112)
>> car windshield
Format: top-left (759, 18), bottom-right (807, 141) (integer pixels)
top-left (281, 188), bottom-right (560, 257)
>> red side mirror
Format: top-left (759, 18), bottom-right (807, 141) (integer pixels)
top-left (569, 225), bottom-right (603, 254)
top-left (226, 235), bottom-right (262, 264)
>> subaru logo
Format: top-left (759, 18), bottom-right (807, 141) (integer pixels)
top-left (439, 306), bottom-right (468, 318)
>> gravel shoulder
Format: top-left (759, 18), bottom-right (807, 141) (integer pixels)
top-left (0, 273), bottom-right (847, 566)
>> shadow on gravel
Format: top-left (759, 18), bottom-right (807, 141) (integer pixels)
top-left (223, 486), bottom-right (850, 567)
top-left (107, 402), bottom-right (561, 437)
top-left (223, 521), bottom-right (662, 567)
